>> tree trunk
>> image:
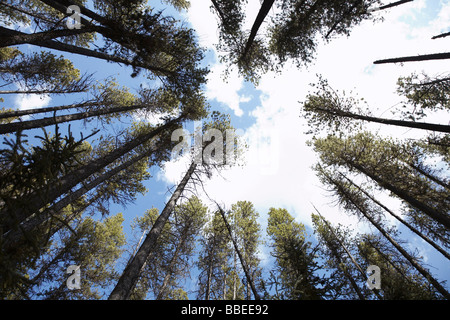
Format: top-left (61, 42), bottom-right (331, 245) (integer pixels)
top-left (368, 0), bottom-right (414, 12)
top-left (0, 101), bottom-right (95, 120)
top-left (0, 103), bottom-right (152, 134)
top-left (407, 162), bottom-right (450, 190)
top-left (0, 114), bottom-right (184, 235)
top-left (341, 173), bottom-right (450, 262)
top-left (0, 27), bottom-right (174, 75)
top-left (312, 205), bottom-right (370, 300)
top-left (216, 203), bottom-right (261, 300)
top-left (156, 226), bottom-right (190, 300)
top-left (241, 0), bottom-right (275, 60)
top-left (0, 25), bottom-right (96, 47)
top-left (349, 161), bottom-right (450, 229)
top-left (314, 105), bottom-right (450, 133)
top-left (374, 52), bottom-right (450, 64)
top-left (432, 31), bottom-right (450, 40)
top-left (330, 174), bottom-right (450, 299)
top-left (108, 162), bottom-right (197, 300)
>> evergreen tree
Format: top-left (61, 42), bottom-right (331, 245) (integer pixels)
top-left (266, 207), bottom-right (327, 300)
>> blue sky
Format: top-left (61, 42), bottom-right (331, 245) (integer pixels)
top-left (1, 0), bottom-right (449, 298)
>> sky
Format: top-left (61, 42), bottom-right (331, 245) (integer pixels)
top-left (1, 0), bottom-right (449, 298)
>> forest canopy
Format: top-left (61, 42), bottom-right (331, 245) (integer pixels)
top-left (0, 0), bottom-right (448, 301)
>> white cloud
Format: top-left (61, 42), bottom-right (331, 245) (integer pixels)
top-left (205, 63), bottom-right (245, 117)
top-left (15, 94), bottom-right (51, 113)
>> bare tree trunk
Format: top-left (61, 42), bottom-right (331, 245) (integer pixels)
top-left (241, 0), bottom-right (275, 60)
top-left (108, 162), bottom-right (196, 300)
top-left (0, 104), bottom-right (152, 134)
top-left (0, 101), bottom-right (96, 120)
top-left (216, 203), bottom-right (261, 300)
top-left (374, 52), bottom-right (450, 64)
top-left (312, 105), bottom-right (450, 133)
top-left (349, 161), bottom-right (450, 229)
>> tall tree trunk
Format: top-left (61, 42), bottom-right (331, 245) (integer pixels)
top-left (407, 162), bottom-right (450, 190)
top-left (241, 0), bottom-right (275, 60)
top-left (329, 173), bottom-right (450, 299)
top-left (0, 25), bottom-right (96, 47)
top-left (216, 203), bottom-right (261, 300)
top-left (156, 226), bottom-right (190, 300)
top-left (0, 27), bottom-right (174, 75)
top-left (374, 52), bottom-right (450, 65)
top-left (108, 162), bottom-right (197, 300)
top-left (0, 88), bottom-right (88, 95)
top-left (432, 31), bottom-right (450, 40)
top-left (368, 0), bottom-right (414, 12)
top-left (312, 204), bottom-right (371, 300)
top-left (313, 105), bottom-right (450, 133)
top-left (349, 161), bottom-right (450, 229)
top-left (0, 103), bottom-right (152, 134)
top-left (0, 101), bottom-right (95, 120)
top-left (205, 257), bottom-right (213, 300)
top-left (0, 114), bottom-right (184, 235)
top-left (340, 173), bottom-right (450, 261)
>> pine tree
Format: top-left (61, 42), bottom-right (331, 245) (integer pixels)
top-left (266, 207), bottom-right (326, 300)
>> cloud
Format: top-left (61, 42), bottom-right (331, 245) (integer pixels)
top-left (15, 94), bottom-right (51, 114)
top-left (205, 63), bottom-right (246, 117)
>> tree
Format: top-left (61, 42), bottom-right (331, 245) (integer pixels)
top-left (357, 233), bottom-right (441, 299)
top-left (0, 48), bottom-right (93, 94)
top-left (266, 207), bottom-right (327, 300)
top-left (312, 210), bottom-right (376, 300)
top-left (215, 202), bottom-right (262, 300)
top-left (302, 76), bottom-right (450, 135)
top-left (155, 196), bottom-right (207, 300)
top-left (196, 210), bottom-right (235, 300)
top-left (208, 0), bottom-right (403, 82)
top-left (314, 165), bottom-right (450, 299)
top-left (312, 132), bottom-right (450, 230)
top-left (2, 213), bottom-right (125, 299)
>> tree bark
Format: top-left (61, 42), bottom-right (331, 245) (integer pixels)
top-left (313, 105), bottom-right (450, 133)
top-left (374, 52), bottom-right (450, 64)
top-left (241, 0), bottom-right (275, 60)
top-left (0, 103), bottom-right (152, 134)
top-left (0, 25), bottom-right (96, 47)
top-left (0, 101), bottom-right (95, 120)
top-left (216, 203), bottom-right (261, 300)
top-left (0, 27), bottom-right (174, 75)
top-left (368, 0), bottom-right (414, 12)
top-left (432, 31), bottom-right (450, 40)
top-left (108, 162), bottom-right (197, 300)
